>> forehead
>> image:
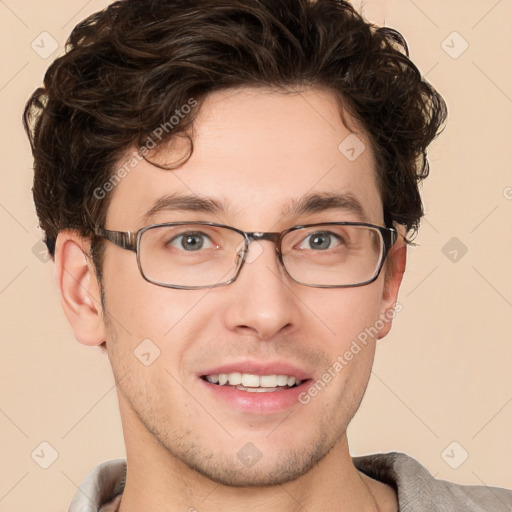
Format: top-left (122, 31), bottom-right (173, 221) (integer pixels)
top-left (105, 87), bottom-right (383, 230)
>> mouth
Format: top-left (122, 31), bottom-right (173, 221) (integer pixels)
top-left (200, 372), bottom-right (305, 393)
top-left (197, 361), bottom-right (313, 413)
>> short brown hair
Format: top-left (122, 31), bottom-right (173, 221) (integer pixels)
top-left (24, 0), bottom-right (447, 274)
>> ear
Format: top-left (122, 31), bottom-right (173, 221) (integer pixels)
top-left (377, 236), bottom-right (407, 340)
top-left (54, 230), bottom-right (106, 346)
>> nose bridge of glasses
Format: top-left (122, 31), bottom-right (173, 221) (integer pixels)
top-left (245, 231), bottom-right (282, 254)
top-left (236, 231), bottom-right (283, 266)
top-left (247, 231), bottom-right (281, 243)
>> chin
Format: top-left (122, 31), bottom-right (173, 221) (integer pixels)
top-left (172, 438), bottom-right (333, 488)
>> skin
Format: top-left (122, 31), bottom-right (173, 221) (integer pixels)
top-left (55, 87), bottom-right (406, 511)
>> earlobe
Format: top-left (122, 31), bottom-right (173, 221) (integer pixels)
top-left (377, 237), bottom-right (407, 339)
top-left (54, 230), bottom-right (106, 346)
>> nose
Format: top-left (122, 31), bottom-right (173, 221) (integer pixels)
top-left (221, 239), bottom-right (301, 340)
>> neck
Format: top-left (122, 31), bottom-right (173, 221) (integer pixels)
top-left (116, 406), bottom-right (383, 512)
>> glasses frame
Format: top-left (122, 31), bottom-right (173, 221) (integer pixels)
top-left (94, 221), bottom-right (398, 290)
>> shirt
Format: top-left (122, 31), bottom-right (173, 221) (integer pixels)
top-left (68, 451), bottom-right (512, 511)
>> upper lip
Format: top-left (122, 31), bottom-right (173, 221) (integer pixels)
top-left (199, 360), bottom-right (313, 381)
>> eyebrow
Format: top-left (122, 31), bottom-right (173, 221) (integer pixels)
top-left (282, 191), bottom-right (369, 222)
top-left (141, 193), bottom-right (225, 224)
top-left (140, 191), bottom-right (369, 224)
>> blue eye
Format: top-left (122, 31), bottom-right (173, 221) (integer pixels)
top-left (301, 231), bottom-right (343, 250)
top-left (168, 232), bottom-right (214, 251)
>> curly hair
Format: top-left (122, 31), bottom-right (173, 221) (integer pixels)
top-left (23, 0), bottom-right (447, 274)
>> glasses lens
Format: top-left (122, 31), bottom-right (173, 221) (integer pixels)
top-left (139, 224), bottom-right (245, 288)
top-left (281, 224), bottom-right (383, 286)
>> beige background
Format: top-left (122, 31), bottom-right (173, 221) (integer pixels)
top-left (1, 0), bottom-right (511, 510)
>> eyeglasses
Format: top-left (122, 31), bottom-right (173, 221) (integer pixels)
top-left (94, 221), bottom-right (397, 290)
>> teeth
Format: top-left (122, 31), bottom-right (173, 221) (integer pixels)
top-left (260, 375), bottom-right (277, 387)
top-left (204, 373), bottom-right (302, 388)
top-left (241, 374), bottom-right (259, 387)
top-left (276, 375), bottom-right (288, 386)
top-left (236, 386), bottom-right (280, 392)
top-left (227, 372), bottom-right (242, 385)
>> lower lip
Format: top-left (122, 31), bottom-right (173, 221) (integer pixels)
top-left (199, 378), bottom-right (312, 414)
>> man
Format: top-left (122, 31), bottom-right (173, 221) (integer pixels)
top-left (23, 0), bottom-right (511, 510)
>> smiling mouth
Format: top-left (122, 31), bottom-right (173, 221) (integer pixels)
top-left (201, 372), bottom-right (306, 392)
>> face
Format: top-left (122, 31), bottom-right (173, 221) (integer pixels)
top-left (96, 87), bottom-right (403, 486)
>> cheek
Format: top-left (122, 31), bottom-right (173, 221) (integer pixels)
top-left (310, 283), bottom-right (384, 352)
top-left (101, 249), bottom-right (199, 338)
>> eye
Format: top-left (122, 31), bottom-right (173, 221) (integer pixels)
top-left (167, 231), bottom-right (214, 251)
top-left (299, 231), bottom-right (344, 251)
